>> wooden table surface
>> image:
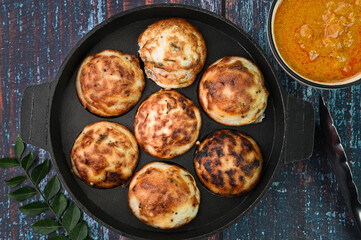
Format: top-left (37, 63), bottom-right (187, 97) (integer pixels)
top-left (1, 0), bottom-right (361, 239)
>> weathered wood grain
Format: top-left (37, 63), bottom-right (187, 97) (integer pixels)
top-left (0, 0), bottom-right (360, 239)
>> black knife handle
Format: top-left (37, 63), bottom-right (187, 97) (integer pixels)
top-left (20, 81), bottom-right (54, 151)
top-left (326, 137), bottom-right (361, 233)
top-left (320, 96), bottom-right (361, 234)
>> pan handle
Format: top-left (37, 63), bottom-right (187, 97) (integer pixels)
top-left (20, 81), bottom-right (54, 151)
top-left (283, 95), bottom-right (315, 164)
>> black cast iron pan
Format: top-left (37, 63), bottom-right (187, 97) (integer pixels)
top-left (20, 4), bottom-right (315, 240)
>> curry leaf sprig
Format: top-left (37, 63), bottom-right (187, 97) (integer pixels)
top-left (0, 136), bottom-right (92, 240)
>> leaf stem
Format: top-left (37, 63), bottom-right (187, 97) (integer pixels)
top-left (21, 163), bottom-right (71, 237)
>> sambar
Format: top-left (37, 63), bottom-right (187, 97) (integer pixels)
top-left (272, 0), bottom-right (361, 84)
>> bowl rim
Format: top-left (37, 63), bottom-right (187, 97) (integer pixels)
top-left (266, 0), bottom-right (361, 89)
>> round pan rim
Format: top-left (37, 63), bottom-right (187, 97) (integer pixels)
top-left (48, 3), bottom-right (287, 239)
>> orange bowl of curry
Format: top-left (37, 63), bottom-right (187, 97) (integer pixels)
top-left (267, 0), bottom-right (361, 88)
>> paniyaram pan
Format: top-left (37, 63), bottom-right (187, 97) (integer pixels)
top-left (20, 4), bottom-right (315, 240)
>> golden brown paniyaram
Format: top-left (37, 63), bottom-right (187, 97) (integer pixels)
top-left (128, 162), bottom-right (200, 229)
top-left (199, 56), bottom-right (269, 126)
top-left (76, 49), bottom-right (145, 117)
top-left (194, 129), bottom-right (263, 197)
top-left (71, 121), bottom-right (139, 188)
top-left (134, 89), bottom-right (202, 159)
top-left (138, 18), bottom-right (207, 89)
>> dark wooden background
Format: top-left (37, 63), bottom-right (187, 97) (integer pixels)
top-left (1, 0), bottom-right (361, 239)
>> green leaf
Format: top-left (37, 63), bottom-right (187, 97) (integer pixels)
top-left (31, 159), bottom-right (49, 185)
top-left (52, 193), bottom-right (67, 217)
top-left (62, 202), bottom-right (81, 232)
top-left (84, 236), bottom-right (93, 240)
top-left (31, 218), bottom-right (60, 235)
top-left (44, 175), bottom-right (60, 200)
top-left (70, 221), bottom-right (88, 240)
top-left (19, 201), bottom-right (48, 216)
top-left (21, 151), bottom-right (34, 171)
top-left (0, 158), bottom-right (19, 168)
top-left (14, 135), bottom-right (25, 159)
top-left (47, 236), bottom-right (68, 240)
top-left (5, 176), bottom-right (26, 187)
top-left (7, 186), bottom-right (37, 201)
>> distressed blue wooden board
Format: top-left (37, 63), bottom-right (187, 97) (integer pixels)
top-left (0, 0), bottom-right (360, 239)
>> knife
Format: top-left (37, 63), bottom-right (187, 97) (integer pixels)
top-left (319, 95), bottom-right (361, 233)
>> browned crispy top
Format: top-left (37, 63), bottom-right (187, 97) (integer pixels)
top-left (138, 18), bottom-right (207, 88)
top-left (132, 167), bottom-right (195, 217)
top-left (76, 49), bottom-right (144, 117)
top-left (194, 129), bottom-right (263, 197)
top-left (134, 90), bottom-right (202, 159)
top-left (128, 162), bottom-right (200, 229)
top-left (199, 56), bottom-right (269, 126)
top-left (71, 121), bottom-right (139, 188)
top-left (204, 59), bottom-right (255, 114)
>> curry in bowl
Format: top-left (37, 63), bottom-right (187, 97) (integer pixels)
top-left (269, 0), bottom-right (361, 87)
